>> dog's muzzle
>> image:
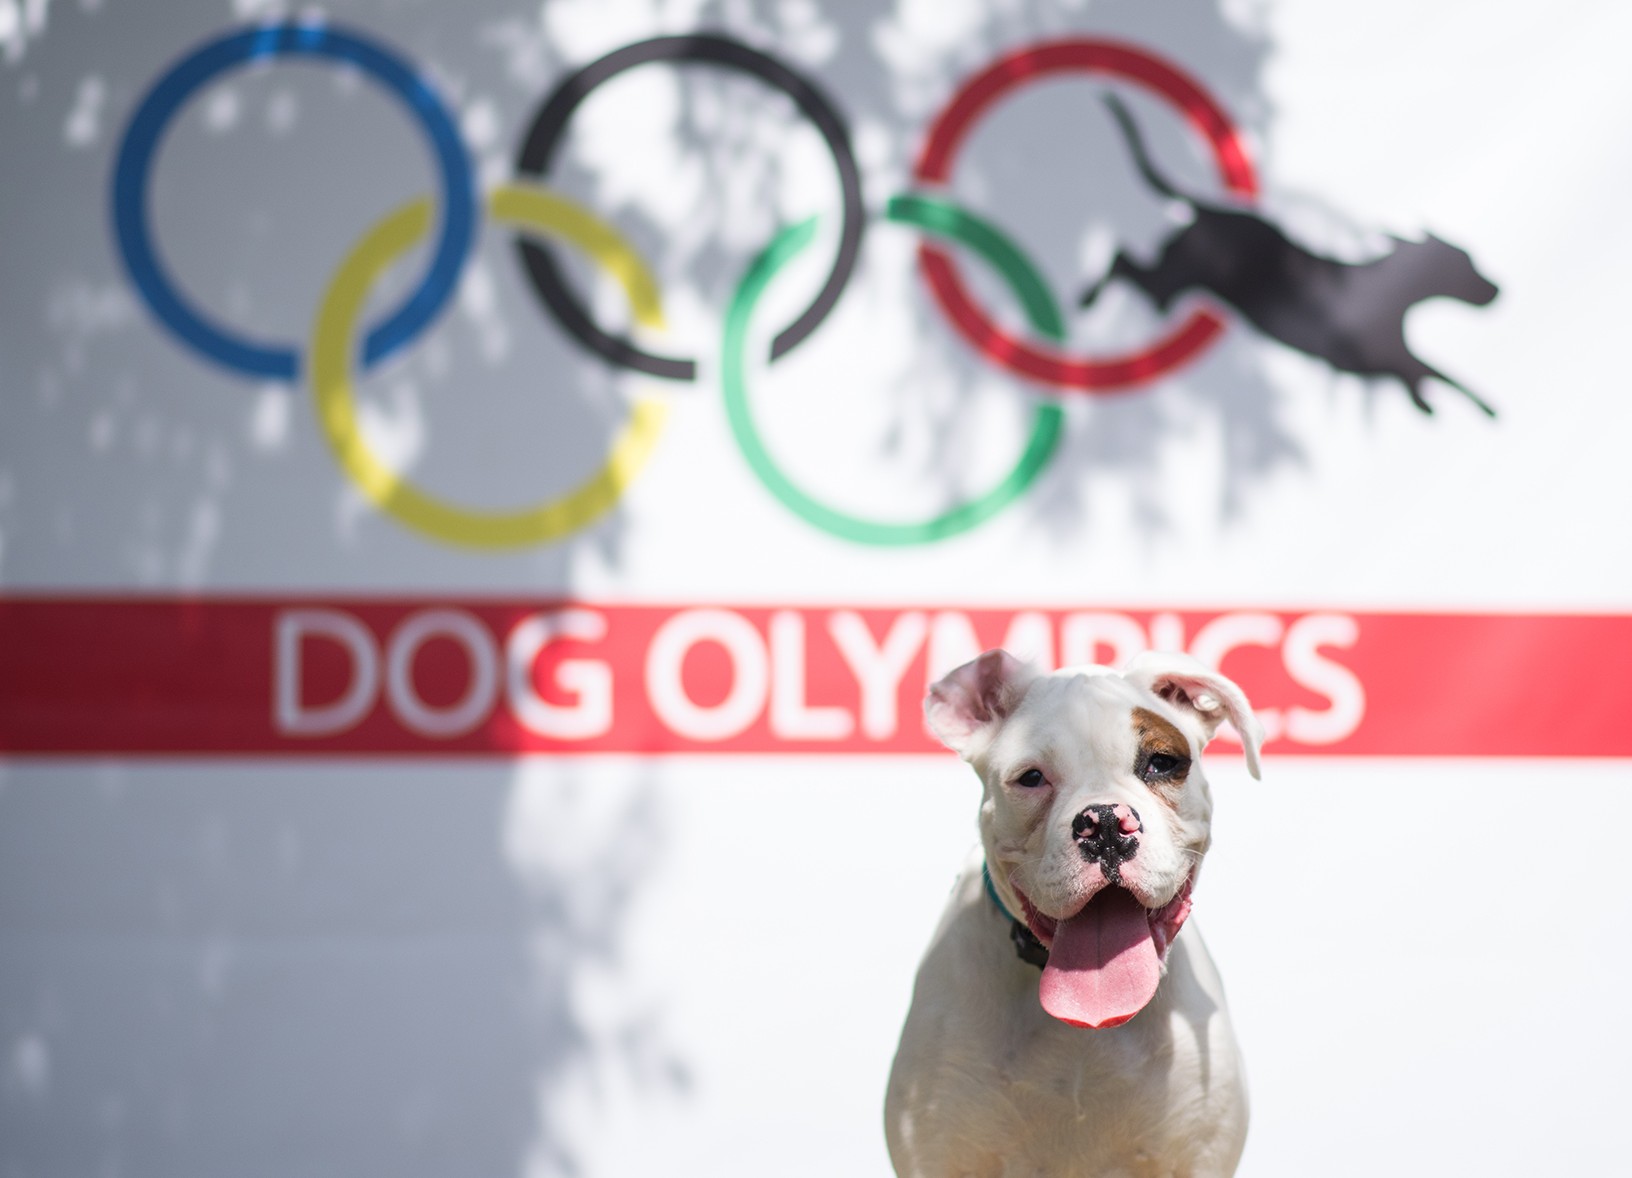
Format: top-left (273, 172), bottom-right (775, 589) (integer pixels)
top-left (1073, 803), bottom-right (1141, 878)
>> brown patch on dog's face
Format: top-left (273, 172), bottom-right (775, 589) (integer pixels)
top-left (1131, 706), bottom-right (1192, 806)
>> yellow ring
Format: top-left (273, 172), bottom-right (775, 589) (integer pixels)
top-left (309, 183), bottom-right (670, 549)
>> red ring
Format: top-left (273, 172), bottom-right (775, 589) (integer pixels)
top-left (914, 39), bottom-right (1258, 392)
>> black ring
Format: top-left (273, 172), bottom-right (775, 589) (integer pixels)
top-left (513, 33), bottom-right (865, 381)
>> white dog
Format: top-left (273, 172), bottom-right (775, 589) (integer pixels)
top-left (885, 649), bottom-right (1264, 1177)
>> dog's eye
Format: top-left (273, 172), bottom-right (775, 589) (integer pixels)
top-left (1014, 768), bottom-right (1047, 789)
top-left (1142, 753), bottom-right (1188, 782)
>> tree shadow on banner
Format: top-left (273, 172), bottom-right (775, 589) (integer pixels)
top-left (0, 762), bottom-right (680, 1178)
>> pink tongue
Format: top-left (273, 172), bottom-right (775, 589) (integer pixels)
top-left (1038, 887), bottom-right (1161, 1029)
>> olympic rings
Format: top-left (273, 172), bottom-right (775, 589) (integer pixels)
top-left (720, 196), bottom-right (1065, 546)
top-left (115, 23), bottom-right (1260, 549)
top-left (912, 39), bottom-right (1258, 391)
top-left (112, 21), bottom-right (476, 381)
top-left (309, 183), bottom-right (668, 549)
top-left (513, 35), bottom-right (864, 382)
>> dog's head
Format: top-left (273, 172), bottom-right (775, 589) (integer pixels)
top-left (1403, 231), bottom-right (1500, 307)
top-left (925, 649), bottom-right (1263, 1029)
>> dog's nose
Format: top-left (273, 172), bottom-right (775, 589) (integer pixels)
top-left (1073, 803), bottom-right (1141, 869)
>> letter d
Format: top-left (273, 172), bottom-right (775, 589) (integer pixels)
top-left (274, 609), bottom-right (380, 737)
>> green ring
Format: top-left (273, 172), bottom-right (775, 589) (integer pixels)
top-left (721, 194), bottom-right (1067, 546)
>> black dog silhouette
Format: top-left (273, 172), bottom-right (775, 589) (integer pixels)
top-left (1079, 95), bottom-right (1498, 416)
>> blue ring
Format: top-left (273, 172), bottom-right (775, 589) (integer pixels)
top-left (112, 21), bottom-right (477, 380)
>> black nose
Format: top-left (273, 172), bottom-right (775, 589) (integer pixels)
top-left (1073, 803), bottom-right (1141, 874)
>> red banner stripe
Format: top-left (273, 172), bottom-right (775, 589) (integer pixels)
top-left (1, 596), bottom-right (1627, 758)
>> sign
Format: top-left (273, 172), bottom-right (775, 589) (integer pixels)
top-left (3, 2), bottom-right (1629, 1177)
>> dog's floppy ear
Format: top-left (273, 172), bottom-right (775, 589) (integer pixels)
top-left (924, 649), bottom-right (1034, 758)
top-left (1123, 651), bottom-right (1264, 780)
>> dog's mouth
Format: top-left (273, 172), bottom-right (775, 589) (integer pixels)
top-left (1010, 874), bottom-right (1194, 1030)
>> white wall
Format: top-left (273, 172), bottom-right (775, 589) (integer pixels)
top-left (2, 1), bottom-right (1629, 1174)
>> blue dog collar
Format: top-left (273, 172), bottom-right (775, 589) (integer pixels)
top-left (982, 861), bottom-right (1015, 920)
top-left (983, 861), bottom-right (1049, 969)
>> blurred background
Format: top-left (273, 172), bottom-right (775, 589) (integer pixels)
top-left (2, 0), bottom-right (1630, 1174)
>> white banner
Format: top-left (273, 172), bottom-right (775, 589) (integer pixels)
top-left (2, 1), bottom-right (1629, 1175)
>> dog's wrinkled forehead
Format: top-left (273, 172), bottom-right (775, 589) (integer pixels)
top-left (981, 668), bottom-right (1190, 772)
top-left (925, 647), bottom-right (1264, 782)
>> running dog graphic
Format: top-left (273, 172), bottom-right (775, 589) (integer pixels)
top-left (1079, 94), bottom-right (1499, 416)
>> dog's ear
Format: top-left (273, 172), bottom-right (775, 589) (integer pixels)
top-left (924, 649), bottom-right (1034, 758)
top-left (1123, 652), bottom-right (1264, 779)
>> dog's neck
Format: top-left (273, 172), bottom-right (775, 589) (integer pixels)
top-left (982, 862), bottom-right (1049, 970)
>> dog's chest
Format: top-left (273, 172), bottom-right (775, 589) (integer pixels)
top-left (903, 1017), bottom-right (1210, 1177)
top-left (973, 996), bottom-right (1187, 1148)
top-left (886, 899), bottom-right (1246, 1177)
